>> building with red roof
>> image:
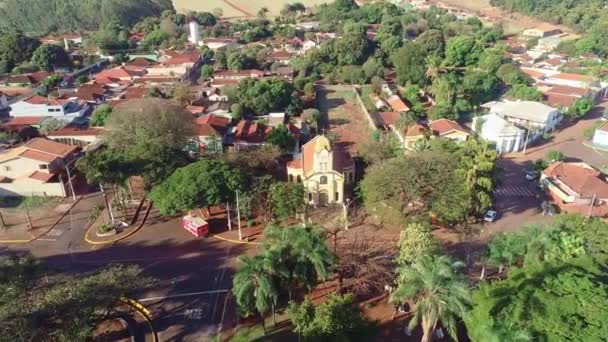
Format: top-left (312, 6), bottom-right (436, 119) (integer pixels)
top-left (0, 138), bottom-right (80, 197)
top-left (541, 162), bottom-right (608, 217)
top-left (193, 114), bottom-right (231, 152)
top-left (286, 135), bottom-right (355, 206)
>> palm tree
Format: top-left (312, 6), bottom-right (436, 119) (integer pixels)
top-left (232, 254), bottom-right (285, 332)
top-left (425, 55), bottom-right (443, 81)
top-left (487, 233), bottom-right (527, 275)
top-left (390, 255), bottom-right (471, 342)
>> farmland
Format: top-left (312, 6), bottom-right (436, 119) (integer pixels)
top-left (172, 0), bottom-right (332, 18)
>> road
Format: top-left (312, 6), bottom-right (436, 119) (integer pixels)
top-left (1, 193), bottom-right (250, 341)
top-left (482, 101), bottom-right (608, 238)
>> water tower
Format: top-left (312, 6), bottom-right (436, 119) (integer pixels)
top-left (188, 19), bottom-right (200, 45)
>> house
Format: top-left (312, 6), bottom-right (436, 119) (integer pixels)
top-left (473, 113), bottom-right (525, 153)
top-left (46, 124), bottom-right (104, 147)
top-left (369, 94), bottom-right (388, 110)
top-left (268, 50), bottom-right (294, 65)
top-left (204, 101), bottom-right (231, 116)
top-left (193, 114), bottom-right (231, 152)
top-left (202, 37), bottom-right (238, 50)
top-left (286, 135), bottom-right (355, 206)
top-left (75, 83), bottom-right (109, 104)
top-left (541, 162), bottom-right (608, 217)
top-left (295, 21), bottom-right (321, 31)
top-left (94, 66), bottom-right (138, 84)
top-left (401, 123), bottom-right (428, 150)
top-left (535, 56), bottom-right (565, 70)
top-left (592, 121), bottom-right (608, 148)
top-left (386, 95), bottom-right (410, 113)
top-left (522, 24), bottom-right (562, 38)
top-left (232, 120), bottom-right (271, 150)
top-left (536, 36), bottom-right (563, 53)
top-left (543, 85), bottom-right (592, 109)
top-left (213, 69), bottom-right (266, 80)
top-left (274, 67), bottom-right (294, 80)
top-left (486, 100), bottom-right (561, 135)
top-left (545, 72), bottom-right (596, 88)
top-left (10, 95), bottom-right (89, 118)
top-left (302, 40), bottom-right (318, 53)
top-left (5, 71), bottom-right (52, 87)
top-left (378, 112), bottom-right (400, 129)
top-left (0, 138), bottom-right (80, 197)
top-left (428, 119), bottom-right (470, 141)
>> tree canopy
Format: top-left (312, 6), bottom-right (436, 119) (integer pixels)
top-left (232, 78), bottom-right (299, 116)
top-left (149, 160), bottom-right (244, 216)
top-left (31, 44), bottom-right (70, 71)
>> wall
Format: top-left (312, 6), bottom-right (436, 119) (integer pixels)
top-left (353, 86), bottom-right (381, 131)
top-left (0, 179), bottom-right (66, 197)
top-left (0, 157), bottom-right (52, 179)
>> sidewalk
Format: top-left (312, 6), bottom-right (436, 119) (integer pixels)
top-left (84, 198), bottom-right (151, 245)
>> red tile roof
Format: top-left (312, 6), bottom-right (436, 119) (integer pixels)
top-left (378, 112), bottom-right (400, 127)
top-left (544, 162), bottom-right (608, 198)
top-left (520, 68), bottom-right (544, 78)
top-left (404, 123), bottom-right (426, 138)
top-left (2, 117), bottom-right (44, 127)
top-left (213, 69), bottom-right (265, 78)
top-left (47, 124), bottom-right (104, 137)
top-left (295, 135), bottom-right (353, 175)
top-left (429, 119), bottom-right (469, 136)
top-left (386, 95), bottom-right (410, 112)
top-left (94, 67), bottom-right (134, 82)
top-left (194, 114), bottom-right (230, 137)
top-left (552, 73), bottom-right (593, 82)
top-left (234, 120), bottom-right (270, 144)
top-left (23, 95), bottom-right (72, 106)
top-left (24, 138), bottom-right (78, 158)
top-left (28, 171), bottom-right (55, 182)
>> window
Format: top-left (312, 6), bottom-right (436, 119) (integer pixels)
top-left (289, 174), bottom-right (294, 182)
top-left (334, 192), bottom-right (339, 202)
top-left (308, 193), bottom-right (313, 202)
top-left (320, 175), bottom-right (328, 185)
top-left (39, 164), bottom-right (48, 170)
top-left (320, 162), bottom-right (328, 171)
top-left (296, 175), bottom-right (301, 183)
top-left (3, 166), bottom-right (10, 172)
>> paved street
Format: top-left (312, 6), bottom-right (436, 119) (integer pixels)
top-left (482, 101), bottom-right (608, 238)
top-left (1, 195), bottom-right (252, 341)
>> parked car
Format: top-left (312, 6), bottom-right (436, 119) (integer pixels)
top-left (484, 210), bottom-right (498, 222)
top-left (525, 170), bottom-right (539, 181)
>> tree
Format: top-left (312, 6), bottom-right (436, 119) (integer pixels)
top-left (257, 6), bottom-right (269, 20)
top-left (566, 98), bottom-right (593, 119)
top-left (104, 99), bottom-right (194, 186)
top-left (416, 29), bottom-right (445, 57)
top-left (288, 294), bottom-right (375, 340)
top-left (159, 17), bottom-right (178, 36)
top-left (200, 64), bottom-right (214, 79)
top-left (233, 78), bottom-right (297, 115)
top-left (265, 124), bottom-right (296, 153)
top-left (456, 139), bottom-right (497, 216)
top-left (444, 36), bottom-right (483, 67)
top-left (505, 84), bottom-right (543, 101)
top-left (545, 150), bottom-right (565, 162)
top-left (149, 160), bottom-right (244, 216)
top-left (90, 105), bottom-right (113, 126)
top-left (360, 136), bottom-right (400, 165)
top-left (496, 64), bottom-right (531, 85)
top-left (0, 31), bottom-right (40, 71)
top-left (391, 42), bottom-right (427, 86)
top-left (39, 118), bottom-right (65, 135)
top-left (270, 182), bottom-right (304, 218)
top-left (390, 255), bottom-right (471, 342)
top-left (0, 257), bottom-right (154, 341)
top-left (172, 83), bottom-right (193, 106)
top-left (143, 29), bottom-right (169, 47)
top-left (334, 21), bottom-right (370, 65)
top-left (397, 223), bottom-right (439, 266)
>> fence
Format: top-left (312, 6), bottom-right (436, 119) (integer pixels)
top-left (352, 86), bottom-right (381, 131)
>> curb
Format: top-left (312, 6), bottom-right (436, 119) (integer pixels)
top-left (84, 200), bottom-right (152, 245)
top-left (119, 297), bottom-right (157, 342)
top-left (582, 140), bottom-right (608, 152)
top-left (211, 233), bottom-right (261, 245)
top-left (0, 195), bottom-right (84, 244)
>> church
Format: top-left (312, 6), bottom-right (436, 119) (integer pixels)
top-left (286, 135), bottom-right (355, 206)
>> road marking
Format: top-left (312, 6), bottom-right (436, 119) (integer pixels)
top-left (494, 185), bottom-right (537, 197)
top-left (36, 238), bottom-right (57, 242)
top-left (138, 289), bottom-right (230, 303)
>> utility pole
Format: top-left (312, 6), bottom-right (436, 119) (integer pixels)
top-left (0, 210), bottom-right (6, 229)
top-left (236, 190), bottom-right (242, 241)
top-left (226, 202), bottom-right (232, 231)
top-left (64, 159), bottom-right (76, 201)
top-left (100, 184), bottom-right (114, 222)
top-left (25, 197), bottom-right (33, 229)
top-left (588, 194), bottom-right (597, 218)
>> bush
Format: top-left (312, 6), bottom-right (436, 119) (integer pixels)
top-left (545, 150), bottom-right (565, 162)
top-left (98, 224), bottom-right (112, 233)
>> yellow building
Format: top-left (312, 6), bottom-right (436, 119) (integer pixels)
top-left (286, 135), bottom-right (355, 206)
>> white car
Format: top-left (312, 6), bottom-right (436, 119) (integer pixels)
top-left (484, 210), bottom-right (498, 223)
top-left (525, 170), bottom-right (539, 181)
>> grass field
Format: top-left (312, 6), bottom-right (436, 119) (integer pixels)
top-left (173, 0), bottom-right (331, 18)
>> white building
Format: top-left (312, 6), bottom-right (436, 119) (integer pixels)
top-left (188, 20), bottom-right (200, 45)
top-left (10, 95), bottom-right (88, 118)
top-left (592, 121), bottom-right (608, 148)
top-left (202, 38), bottom-right (238, 50)
top-left (488, 100), bottom-right (562, 135)
top-left (473, 113), bottom-right (525, 154)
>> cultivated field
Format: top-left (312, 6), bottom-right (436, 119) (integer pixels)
top-left (173, 0), bottom-right (331, 18)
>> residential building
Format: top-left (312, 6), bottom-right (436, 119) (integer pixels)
top-left (486, 100), bottom-right (562, 136)
top-left (473, 113), bottom-right (525, 153)
top-left (232, 120), bottom-right (271, 150)
top-left (386, 95), bottom-right (410, 112)
top-left (46, 124), bottom-right (104, 147)
top-left (401, 123), bottom-right (427, 150)
top-left (428, 119), bottom-right (470, 141)
top-left (202, 38), bottom-right (238, 50)
top-left (10, 95), bottom-right (89, 118)
top-left (592, 121), bottom-right (608, 148)
top-left (0, 138), bottom-right (80, 197)
top-left (541, 162), bottom-right (608, 217)
top-left (94, 66), bottom-right (138, 84)
top-left (193, 114), bottom-right (231, 152)
top-left (4, 71), bottom-right (52, 87)
top-left (543, 85), bottom-right (592, 109)
top-left (369, 94), bottom-right (388, 110)
top-left (268, 50), bottom-right (294, 65)
top-left (544, 72), bottom-right (596, 88)
top-left (213, 69), bottom-right (265, 80)
top-left (286, 135), bottom-right (355, 206)
top-left (522, 24), bottom-right (562, 38)
top-left (302, 40), bottom-right (318, 53)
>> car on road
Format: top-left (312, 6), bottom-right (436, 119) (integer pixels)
top-left (525, 170), bottom-right (540, 181)
top-left (484, 210), bottom-right (498, 222)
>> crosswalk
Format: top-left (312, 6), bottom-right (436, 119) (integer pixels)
top-left (493, 185), bottom-right (537, 197)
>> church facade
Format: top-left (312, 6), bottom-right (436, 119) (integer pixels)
top-left (286, 135), bottom-right (355, 206)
